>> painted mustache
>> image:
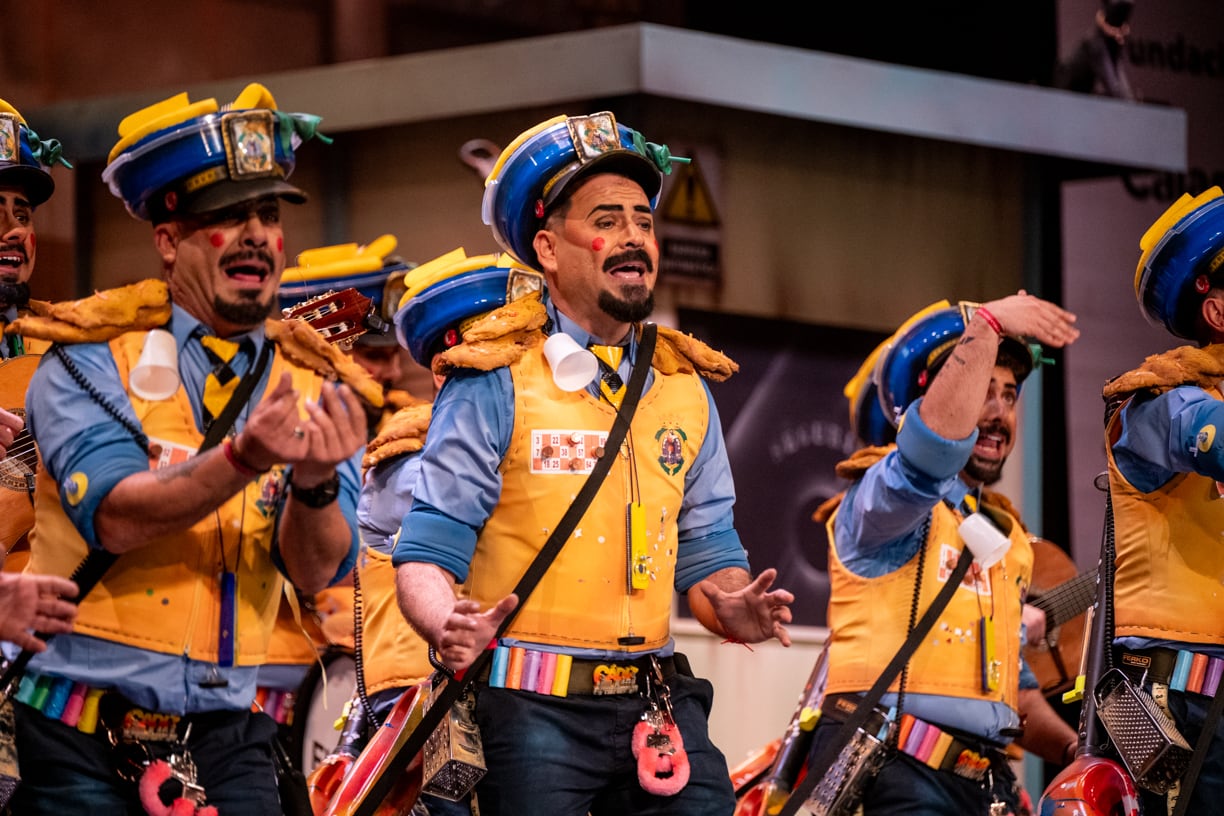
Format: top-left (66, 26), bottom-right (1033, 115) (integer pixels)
top-left (603, 249), bottom-right (654, 275)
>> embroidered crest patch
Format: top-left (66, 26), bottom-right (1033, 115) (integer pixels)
top-left (655, 425), bottom-right (687, 475)
top-left (566, 112), bottom-right (621, 162)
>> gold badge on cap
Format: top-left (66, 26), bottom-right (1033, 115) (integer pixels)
top-left (565, 112), bottom-right (621, 163)
top-left (221, 110), bottom-right (277, 180)
top-left (0, 114), bottom-right (17, 164)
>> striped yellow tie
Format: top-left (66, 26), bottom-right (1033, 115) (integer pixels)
top-left (200, 334), bottom-right (243, 430)
top-left (589, 344), bottom-right (626, 408)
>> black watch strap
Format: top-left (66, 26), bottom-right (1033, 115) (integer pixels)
top-left (290, 471), bottom-right (340, 508)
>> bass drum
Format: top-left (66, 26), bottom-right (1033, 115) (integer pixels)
top-left (289, 646), bottom-right (358, 775)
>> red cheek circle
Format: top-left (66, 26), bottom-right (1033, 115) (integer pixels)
top-left (591, 237), bottom-right (606, 251)
top-left (28, 234), bottom-right (35, 250)
top-left (209, 232), bottom-right (225, 248)
top-left (276, 237), bottom-right (283, 252)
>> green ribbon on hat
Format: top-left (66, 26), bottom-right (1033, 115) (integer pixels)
top-left (25, 127), bottom-right (72, 170)
top-left (629, 130), bottom-right (690, 175)
top-left (274, 111), bottom-right (333, 154)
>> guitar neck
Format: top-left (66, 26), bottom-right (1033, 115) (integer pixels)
top-left (1032, 569), bottom-right (1097, 630)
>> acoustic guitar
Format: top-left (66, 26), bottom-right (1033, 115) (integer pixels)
top-left (1024, 537), bottom-right (1097, 698)
top-left (0, 354), bottom-right (41, 560)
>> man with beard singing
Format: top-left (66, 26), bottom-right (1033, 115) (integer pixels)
top-left (10, 85), bottom-right (362, 814)
top-left (811, 295), bottom-right (1080, 815)
top-left (392, 112), bottom-right (793, 815)
top-left (0, 97), bottom-right (71, 360)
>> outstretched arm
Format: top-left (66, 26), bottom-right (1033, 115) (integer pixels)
top-left (687, 567), bottom-right (793, 647)
top-left (395, 561), bottom-right (518, 673)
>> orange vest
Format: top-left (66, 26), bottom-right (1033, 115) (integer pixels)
top-left (464, 344), bottom-right (708, 652)
top-left (357, 547), bottom-right (432, 695)
top-left (1106, 391), bottom-right (1224, 644)
top-left (27, 329), bottom-right (321, 665)
top-left (825, 498), bottom-right (1032, 709)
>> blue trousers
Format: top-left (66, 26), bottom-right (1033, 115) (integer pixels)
top-left (1138, 688), bottom-right (1224, 816)
top-left (807, 717), bottom-right (1022, 815)
top-left (12, 700), bottom-right (283, 815)
top-left (470, 672), bottom-right (736, 815)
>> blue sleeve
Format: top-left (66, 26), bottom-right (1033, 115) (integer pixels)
top-left (1018, 625), bottom-right (1039, 690)
top-left (271, 448), bottom-right (361, 586)
top-left (1113, 386), bottom-right (1224, 492)
top-left (674, 381), bottom-right (749, 591)
top-left (833, 400), bottom-right (975, 577)
top-left (391, 368), bottom-right (512, 581)
top-left (26, 344), bottom-right (152, 549)
top-left (358, 453), bottom-right (422, 556)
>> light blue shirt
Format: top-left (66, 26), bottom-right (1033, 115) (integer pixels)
top-left (18, 304), bottom-right (361, 714)
top-left (833, 399), bottom-right (1034, 743)
top-left (389, 298), bottom-right (749, 657)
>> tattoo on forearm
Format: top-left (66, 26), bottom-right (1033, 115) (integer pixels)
top-left (152, 453), bottom-right (207, 483)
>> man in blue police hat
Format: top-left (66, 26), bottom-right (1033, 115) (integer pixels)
top-left (11, 84), bottom-right (362, 815)
top-left (812, 294), bottom-right (1078, 815)
top-left (1098, 186), bottom-right (1224, 813)
top-left (391, 112), bottom-right (793, 815)
top-left (0, 97), bottom-right (70, 359)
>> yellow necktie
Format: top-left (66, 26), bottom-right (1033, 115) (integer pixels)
top-left (200, 334), bottom-right (243, 430)
top-left (589, 344), bottom-right (626, 408)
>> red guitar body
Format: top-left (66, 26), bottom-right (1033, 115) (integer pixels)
top-left (311, 683), bottom-right (427, 816)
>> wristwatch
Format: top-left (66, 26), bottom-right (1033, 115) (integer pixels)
top-left (289, 471), bottom-right (340, 509)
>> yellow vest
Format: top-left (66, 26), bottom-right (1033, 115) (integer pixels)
top-left (1106, 391), bottom-right (1224, 643)
top-left (465, 343), bottom-right (708, 652)
top-left (825, 498), bottom-right (1032, 709)
top-left (27, 329), bottom-right (321, 665)
top-left (358, 547), bottom-right (432, 694)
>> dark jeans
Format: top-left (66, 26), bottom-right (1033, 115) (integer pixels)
top-left (1138, 688), bottom-right (1224, 816)
top-left (471, 671), bottom-right (735, 815)
top-left (12, 700), bottom-right (283, 815)
top-left (807, 717), bottom-right (1022, 815)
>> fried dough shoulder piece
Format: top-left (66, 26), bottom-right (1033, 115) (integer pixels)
top-left (265, 317), bottom-right (385, 408)
top-left (433, 294), bottom-right (548, 376)
top-left (363, 402), bottom-right (432, 468)
top-left (6, 279), bottom-right (172, 343)
top-left (654, 325), bottom-right (738, 382)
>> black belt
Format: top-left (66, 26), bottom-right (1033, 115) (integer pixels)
top-left (1118, 646), bottom-right (1224, 698)
top-left (822, 693), bottom-right (1008, 783)
top-left (475, 648), bottom-right (679, 696)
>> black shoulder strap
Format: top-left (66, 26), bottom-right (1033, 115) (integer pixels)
top-left (201, 338), bottom-right (273, 450)
top-left (0, 335), bottom-right (274, 700)
top-left (351, 322), bottom-right (659, 816)
top-left (777, 544), bottom-right (975, 816)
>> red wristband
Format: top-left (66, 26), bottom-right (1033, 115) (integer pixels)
top-left (222, 437), bottom-right (265, 478)
top-left (976, 306), bottom-right (1004, 336)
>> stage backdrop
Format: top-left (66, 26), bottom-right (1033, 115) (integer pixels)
top-left (676, 308), bottom-right (887, 628)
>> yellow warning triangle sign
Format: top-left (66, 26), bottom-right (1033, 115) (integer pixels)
top-left (661, 161), bottom-right (720, 227)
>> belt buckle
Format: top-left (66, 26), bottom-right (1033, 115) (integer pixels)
top-left (116, 706), bottom-right (182, 743)
top-left (951, 747), bottom-right (990, 782)
top-left (592, 663), bottom-right (640, 696)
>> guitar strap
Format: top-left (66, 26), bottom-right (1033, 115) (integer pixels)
top-left (351, 322), bottom-right (658, 816)
top-left (0, 334), bottom-right (274, 700)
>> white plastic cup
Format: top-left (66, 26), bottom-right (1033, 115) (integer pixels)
top-left (130, 328), bottom-right (180, 401)
top-left (958, 512), bottom-right (1012, 569)
top-left (542, 333), bottom-right (599, 392)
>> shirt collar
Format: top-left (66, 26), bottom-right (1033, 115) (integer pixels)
top-left (170, 303), bottom-right (267, 351)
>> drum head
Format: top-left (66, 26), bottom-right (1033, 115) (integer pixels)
top-left (288, 647), bottom-right (358, 775)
